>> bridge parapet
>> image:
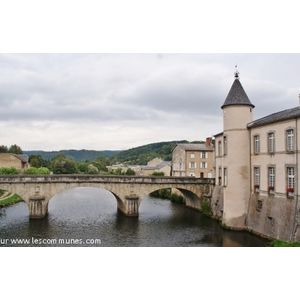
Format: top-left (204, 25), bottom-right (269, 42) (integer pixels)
top-left (0, 174), bottom-right (215, 185)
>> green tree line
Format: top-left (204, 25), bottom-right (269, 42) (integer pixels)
top-left (1, 140), bottom-right (206, 175)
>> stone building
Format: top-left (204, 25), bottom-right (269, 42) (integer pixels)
top-left (213, 69), bottom-right (300, 242)
top-left (172, 139), bottom-right (214, 178)
top-left (0, 153), bottom-right (30, 172)
top-left (138, 157), bottom-right (171, 176)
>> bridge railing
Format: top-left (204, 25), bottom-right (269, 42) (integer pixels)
top-left (0, 174), bottom-right (215, 185)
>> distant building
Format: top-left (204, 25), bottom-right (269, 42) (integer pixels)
top-left (0, 153), bottom-right (30, 172)
top-left (172, 139), bottom-right (214, 178)
top-left (138, 158), bottom-right (171, 176)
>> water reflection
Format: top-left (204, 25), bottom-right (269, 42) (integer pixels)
top-left (0, 187), bottom-right (267, 247)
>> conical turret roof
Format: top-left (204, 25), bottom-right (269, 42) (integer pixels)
top-left (221, 76), bottom-right (255, 109)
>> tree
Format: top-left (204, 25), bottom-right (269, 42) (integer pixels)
top-left (87, 164), bottom-right (99, 174)
top-left (125, 168), bottom-right (135, 175)
top-left (77, 161), bottom-right (89, 173)
top-left (114, 168), bottom-right (124, 175)
top-left (93, 155), bottom-right (108, 172)
top-left (29, 155), bottom-right (49, 168)
top-left (0, 145), bottom-right (8, 153)
top-left (49, 154), bottom-right (79, 174)
top-left (8, 144), bottom-right (23, 154)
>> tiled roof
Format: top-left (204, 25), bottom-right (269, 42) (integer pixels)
top-left (176, 143), bottom-right (213, 151)
top-left (142, 161), bottom-right (170, 170)
top-left (13, 154), bottom-right (29, 163)
top-left (221, 78), bottom-right (255, 109)
top-left (248, 106), bottom-right (300, 129)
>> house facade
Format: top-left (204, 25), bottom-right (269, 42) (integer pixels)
top-left (172, 139), bottom-right (214, 178)
top-left (138, 157), bottom-right (171, 176)
top-left (0, 153), bottom-right (30, 172)
top-left (213, 70), bottom-right (300, 241)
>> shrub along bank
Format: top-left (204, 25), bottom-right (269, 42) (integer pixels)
top-left (0, 193), bottom-right (23, 208)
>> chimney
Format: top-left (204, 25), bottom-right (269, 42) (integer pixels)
top-left (206, 137), bottom-right (211, 147)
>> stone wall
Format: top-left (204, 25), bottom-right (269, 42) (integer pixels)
top-left (211, 186), bottom-right (300, 242)
top-left (247, 193), bottom-right (298, 241)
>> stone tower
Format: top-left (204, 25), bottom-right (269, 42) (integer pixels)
top-left (221, 69), bottom-right (255, 229)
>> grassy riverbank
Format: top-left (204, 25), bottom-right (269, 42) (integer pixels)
top-left (150, 189), bottom-right (185, 204)
top-left (0, 194), bottom-right (23, 208)
top-left (268, 240), bottom-right (300, 247)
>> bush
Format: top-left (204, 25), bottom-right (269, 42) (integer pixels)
top-left (268, 240), bottom-right (300, 247)
top-left (0, 167), bottom-right (19, 174)
top-left (150, 172), bottom-right (165, 176)
top-left (23, 167), bottom-right (50, 174)
top-left (200, 197), bottom-right (213, 217)
top-left (170, 193), bottom-right (184, 204)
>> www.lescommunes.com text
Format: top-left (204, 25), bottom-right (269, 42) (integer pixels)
top-left (1, 237), bottom-right (101, 245)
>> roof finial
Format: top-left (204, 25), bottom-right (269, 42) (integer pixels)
top-left (234, 64), bottom-right (239, 79)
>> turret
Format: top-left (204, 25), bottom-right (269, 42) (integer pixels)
top-left (220, 68), bottom-right (255, 229)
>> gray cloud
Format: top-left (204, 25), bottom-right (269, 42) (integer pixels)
top-left (0, 53), bottom-right (299, 150)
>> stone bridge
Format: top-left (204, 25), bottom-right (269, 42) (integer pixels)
top-left (0, 175), bottom-right (215, 218)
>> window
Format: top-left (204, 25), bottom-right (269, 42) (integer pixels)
top-left (223, 136), bottom-right (227, 155)
top-left (224, 168), bottom-right (228, 186)
top-left (201, 162), bottom-right (207, 169)
top-left (201, 152), bottom-right (207, 158)
top-left (287, 129), bottom-right (295, 152)
top-left (287, 167), bottom-right (295, 189)
top-left (254, 135), bottom-right (260, 154)
top-left (268, 167), bottom-right (275, 188)
top-left (218, 141), bottom-right (222, 156)
top-left (268, 132), bottom-right (275, 153)
top-left (254, 167), bottom-right (260, 186)
top-left (218, 167), bottom-right (222, 185)
top-left (190, 153), bottom-right (195, 158)
top-left (189, 162), bottom-right (196, 169)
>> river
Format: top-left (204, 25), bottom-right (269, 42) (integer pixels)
top-left (0, 187), bottom-right (267, 247)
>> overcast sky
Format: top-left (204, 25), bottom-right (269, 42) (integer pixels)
top-left (0, 53), bottom-right (300, 151)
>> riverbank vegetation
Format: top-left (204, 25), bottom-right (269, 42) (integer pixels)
top-left (268, 240), bottom-right (300, 247)
top-left (150, 189), bottom-right (185, 204)
top-left (0, 167), bottom-right (20, 174)
top-left (199, 197), bottom-right (213, 217)
top-left (0, 193), bottom-right (23, 208)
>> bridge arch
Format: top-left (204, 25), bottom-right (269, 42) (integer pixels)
top-left (47, 187), bottom-right (119, 215)
top-left (139, 185), bottom-right (204, 211)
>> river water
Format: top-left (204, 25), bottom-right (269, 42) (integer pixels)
top-left (0, 187), bottom-right (267, 247)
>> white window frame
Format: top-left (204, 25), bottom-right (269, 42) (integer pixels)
top-left (287, 129), bottom-right (295, 152)
top-left (268, 132), bottom-right (275, 153)
top-left (287, 167), bottom-right (295, 189)
top-left (201, 162), bottom-right (208, 169)
top-left (254, 167), bottom-right (260, 186)
top-left (223, 136), bottom-right (227, 155)
top-left (218, 141), bottom-right (222, 157)
top-left (254, 135), bottom-right (260, 154)
top-left (224, 168), bottom-right (228, 186)
top-left (269, 167), bottom-right (275, 188)
top-left (201, 152), bottom-right (207, 159)
top-left (189, 162), bottom-right (196, 169)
